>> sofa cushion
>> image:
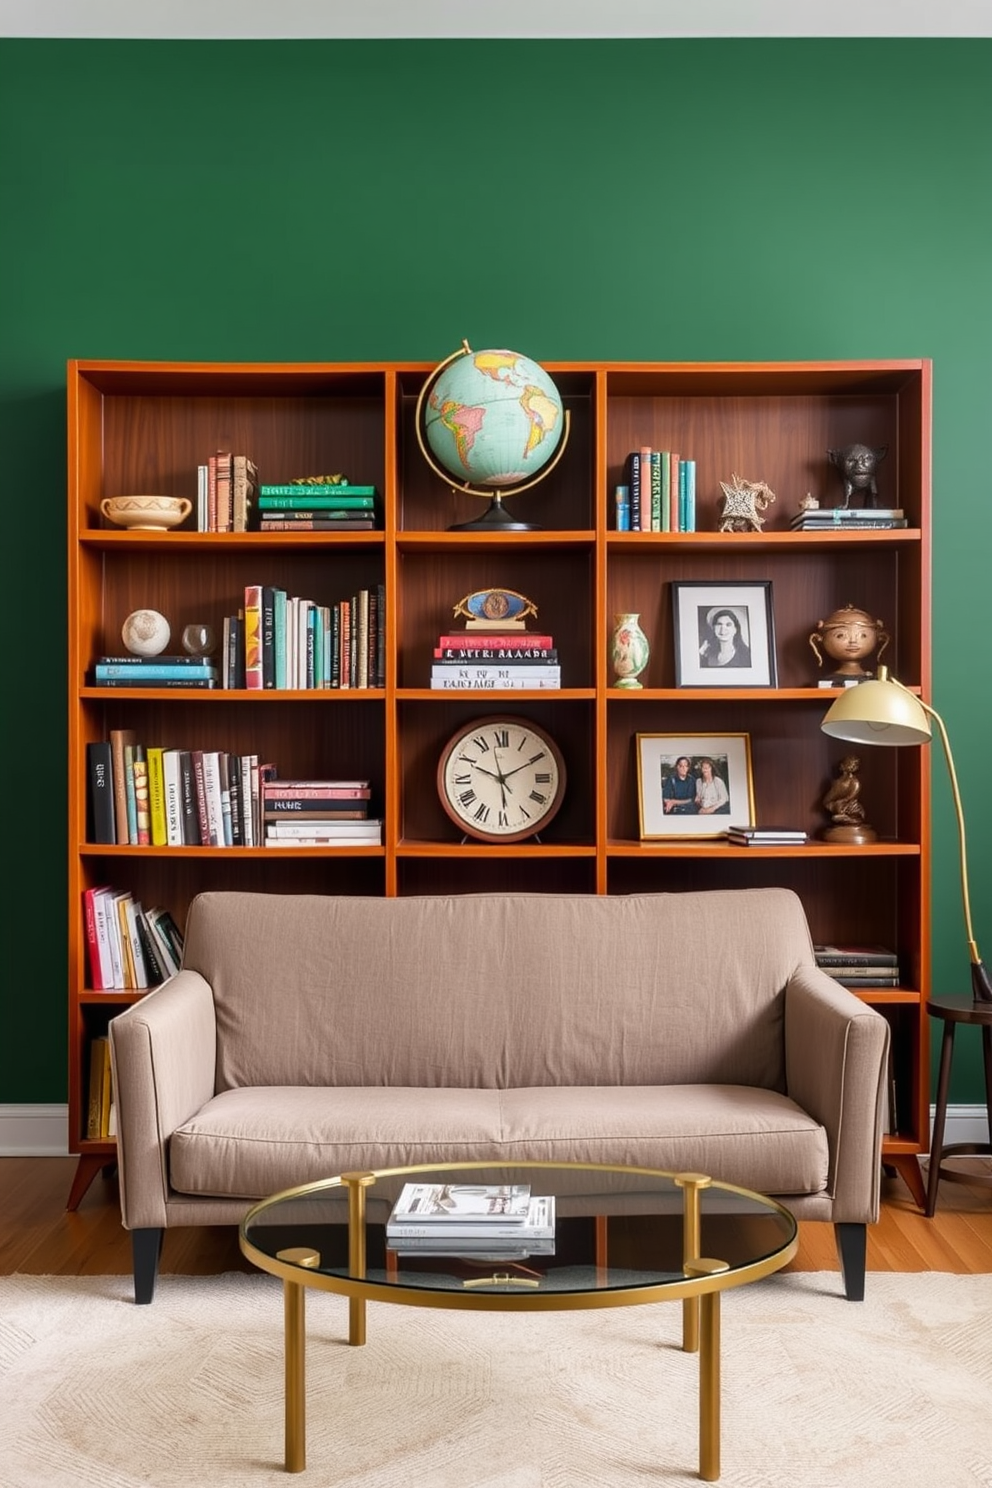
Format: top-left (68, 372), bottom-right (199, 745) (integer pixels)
top-left (182, 888), bottom-right (814, 1094)
top-left (168, 1083), bottom-right (828, 1200)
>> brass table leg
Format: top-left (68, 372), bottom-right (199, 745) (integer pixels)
top-left (684, 1258), bottom-right (730, 1483)
top-left (342, 1171), bottom-right (375, 1346)
top-left (675, 1172), bottom-right (712, 1353)
top-left (276, 1247), bottom-right (320, 1473)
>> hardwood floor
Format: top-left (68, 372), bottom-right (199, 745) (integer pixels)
top-left (1, 1157), bottom-right (990, 1280)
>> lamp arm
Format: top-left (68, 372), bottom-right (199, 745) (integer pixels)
top-left (886, 675), bottom-right (991, 1002)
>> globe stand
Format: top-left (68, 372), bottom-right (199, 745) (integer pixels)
top-left (448, 494), bottom-right (541, 533)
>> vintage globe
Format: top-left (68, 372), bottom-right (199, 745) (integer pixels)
top-left (422, 345), bottom-right (565, 492)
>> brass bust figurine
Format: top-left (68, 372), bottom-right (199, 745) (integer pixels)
top-left (822, 754), bottom-right (877, 845)
top-left (809, 603), bottom-right (889, 683)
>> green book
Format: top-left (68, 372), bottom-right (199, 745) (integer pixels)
top-left (258, 484), bottom-right (377, 497)
top-left (257, 494), bottom-right (376, 510)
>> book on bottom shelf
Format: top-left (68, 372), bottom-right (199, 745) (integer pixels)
top-left (86, 1036), bottom-right (112, 1139)
top-left (813, 944), bottom-right (899, 966)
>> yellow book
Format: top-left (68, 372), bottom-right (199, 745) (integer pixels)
top-left (146, 745), bottom-right (168, 846)
top-left (86, 1036), bottom-right (107, 1140)
top-left (99, 1037), bottom-right (114, 1138)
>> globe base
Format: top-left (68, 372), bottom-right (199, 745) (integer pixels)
top-left (448, 495), bottom-right (541, 533)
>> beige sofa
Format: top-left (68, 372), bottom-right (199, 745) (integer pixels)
top-left (109, 887), bottom-right (890, 1304)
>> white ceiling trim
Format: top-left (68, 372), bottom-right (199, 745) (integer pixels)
top-left (2, 0), bottom-right (990, 39)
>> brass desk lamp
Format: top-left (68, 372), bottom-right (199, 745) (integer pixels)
top-left (821, 666), bottom-right (991, 1006)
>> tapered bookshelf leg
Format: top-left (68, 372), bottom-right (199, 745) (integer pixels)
top-left (65, 1153), bottom-right (108, 1211)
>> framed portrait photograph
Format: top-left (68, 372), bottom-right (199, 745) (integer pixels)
top-left (636, 733), bottom-right (755, 839)
top-left (671, 580), bottom-right (778, 687)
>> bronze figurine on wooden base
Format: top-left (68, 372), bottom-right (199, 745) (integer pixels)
top-left (822, 754), bottom-right (877, 844)
top-left (810, 604), bottom-right (889, 684)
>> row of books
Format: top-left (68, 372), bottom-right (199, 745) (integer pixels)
top-left (814, 943), bottom-right (901, 988)
top-left (86, 1035), bottom-right (115, 1139)
top-left (616, 448), bottom-right (697, 533)
top-left (196, 451), bottom-right (259, 533)
top-left (385, 1182), bottom-right (555, 1257)
top-left (82, 886), bottom-right (184, 991)
top-left (431, 628), bottom-right (560, 691)
top-left (226, 583), bottom-right (385, 690)
top-left (260, 779), bottom-right (380, 847)
top-left (87, 737), bottom-right (276, 847)
top-left (790, 506), bottom-right (907, 531)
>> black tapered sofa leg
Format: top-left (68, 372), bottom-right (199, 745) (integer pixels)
top-left (132, 1227), bottom-right (164, 1304)
top-left (835, 1222), bottom-right (866, 1300)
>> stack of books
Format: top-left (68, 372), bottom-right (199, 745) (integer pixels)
top-left (262, 778), bottom-right (381, 847)
top-left (91, 655), bottom-right (219, 689)
top-left (82, 885), bottom-right (183, 991)
top-left (814, 943), bottom-right (901, 988)
top-left (256, 482), bottom-right (378, 531)
top-left (725, 825), bottom-right (808, 846)
top-left (385, 1182), bottom-right (555, 1257)
top-left (431, 622), bottom-right (560, 691)
top-left (617, 446), bottom-right (696, 532)
top-left (790, 506), bottom-right (907, 532)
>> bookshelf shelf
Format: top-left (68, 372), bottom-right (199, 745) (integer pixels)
top-left (67, 356), bottom-right (932, 1212)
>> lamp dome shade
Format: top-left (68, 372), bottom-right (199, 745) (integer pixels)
top-left (821, 678), bottom-right (931, 746)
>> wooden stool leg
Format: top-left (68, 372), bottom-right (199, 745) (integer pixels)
top-left (926, 1020), bottom-right (956, 1217)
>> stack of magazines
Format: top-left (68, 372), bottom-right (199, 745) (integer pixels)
top-left (385, 1182), bottom-right (556, 1257)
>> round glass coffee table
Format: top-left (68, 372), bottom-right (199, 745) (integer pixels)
top-left (240, 1161), bottom-right (797, 1480)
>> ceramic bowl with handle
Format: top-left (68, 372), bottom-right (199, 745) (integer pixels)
top-left (100, 495), bottom-right (192, 531)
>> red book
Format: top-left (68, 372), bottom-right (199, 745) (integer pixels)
top-left (436, 633), bottom-right (553, 649)
top-left (82, 886), bottom-right (109, 989)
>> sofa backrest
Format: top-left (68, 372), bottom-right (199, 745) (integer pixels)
top-left (181, 888), bottom-right (815, 1095)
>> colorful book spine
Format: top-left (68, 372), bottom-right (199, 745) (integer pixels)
top-left (649, 448), bottom-right (661, 531)
top-left (132, 745), bottom-right (151, 846)
top-left (244, 584), bottom-right (264, 690)
top-left (626, 451), bottom-right (641, 531)
top-left (146, 745), bottom-right (168, 846)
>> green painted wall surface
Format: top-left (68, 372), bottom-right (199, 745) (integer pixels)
top-left (1, 38), bottom-right (989, 1105)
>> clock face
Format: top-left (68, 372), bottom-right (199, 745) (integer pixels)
top-left (437, 716), bottom-right (566, 843)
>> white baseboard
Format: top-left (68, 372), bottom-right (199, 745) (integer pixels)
top-left (0, 1105), bottom-right (70, 1156)
top-left (1, 1102), bottom-right (988, 1160)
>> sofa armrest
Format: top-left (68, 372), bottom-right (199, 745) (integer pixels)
top-left (784, 968), bottom-right (891, 1221)
top-left (109, 970), bottom-right (217, 1230)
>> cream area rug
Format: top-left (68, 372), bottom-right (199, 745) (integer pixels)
top-left (1, 1272), bottom-right (990, 1488)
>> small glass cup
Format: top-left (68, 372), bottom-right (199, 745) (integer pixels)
top-left (181, 623), bottom-right (216, 658)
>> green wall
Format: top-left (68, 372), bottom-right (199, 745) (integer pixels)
top-left (1, 38), bottom-right (989, 1105)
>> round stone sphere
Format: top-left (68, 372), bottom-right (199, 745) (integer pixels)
top-left (122, 608), bottom-right (171, 657)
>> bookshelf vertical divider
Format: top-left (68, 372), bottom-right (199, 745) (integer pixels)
top-left (67, 357), bottom-right (931, 1213)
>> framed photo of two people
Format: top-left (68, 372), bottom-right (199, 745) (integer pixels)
top-left (671, 580), bottom-right (777, 688)
top-left (636, 733), bottom-right (755, 839)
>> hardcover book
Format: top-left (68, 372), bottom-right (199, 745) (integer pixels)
top-left (86, 741), bottom-right (116, 844)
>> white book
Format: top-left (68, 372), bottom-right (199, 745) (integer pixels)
top-left (390, 1239), bottom-right (556, 1257)
top-left (104, 889), bottom-right (129, 989)
top-left (200, 751), bottom-right (225, 847)
top-left (431, 677), bottom-right (561, 690)
top-left (264, 822), bottom-right (382, 840)
top-left (240, 755), bottom-right (254, 846)
top-left (430, 665), bottom-right (560, 681)
top-left (162, 748), bottom-right (184, 846)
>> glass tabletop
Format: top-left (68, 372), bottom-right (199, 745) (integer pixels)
top-left (241, 1161), bottom-right (797, 1300)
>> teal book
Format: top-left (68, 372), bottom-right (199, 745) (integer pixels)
top-left (258, 484), bottom-right (377, 497)
top-left (94, 662), bottom-right (218, 680)
top-left (257, 493), bottom-right (375, 510)
top-left (273, 588), bottom-right (288, 690)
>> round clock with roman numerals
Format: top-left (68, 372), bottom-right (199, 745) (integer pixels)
top-left (436, 716), bottom-right (567, 843)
